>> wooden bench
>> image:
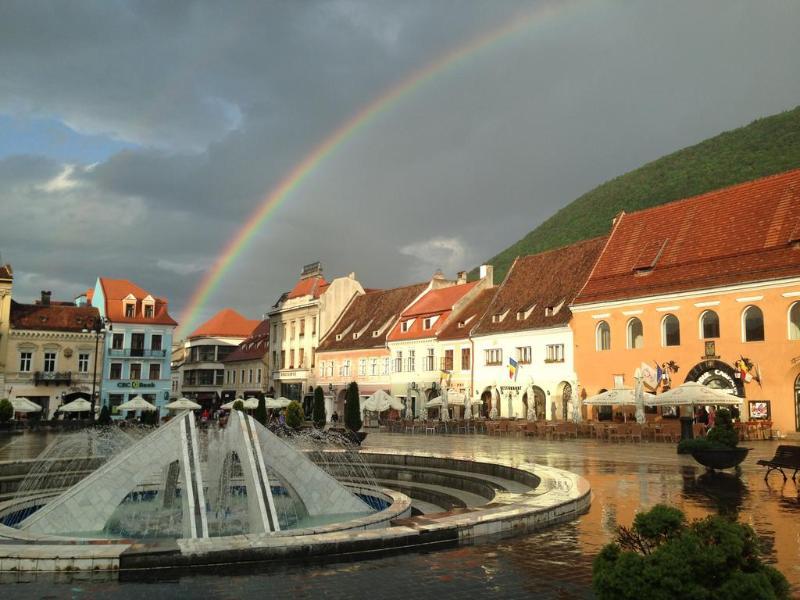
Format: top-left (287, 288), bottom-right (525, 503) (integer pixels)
top-left (757, 445), bottom-right (800, 481)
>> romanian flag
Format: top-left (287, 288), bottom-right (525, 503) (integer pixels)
top-left (508, 357), bottom-right (518, 381)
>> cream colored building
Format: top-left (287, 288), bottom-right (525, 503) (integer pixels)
top-left (4, 290), bottom-right (104, 419)
top-left (0, 265), bottom-right (12, 394)
top-left (268, 262), bottom-right (364, 413)
top-left (221, 320), bottom-right (270, 402)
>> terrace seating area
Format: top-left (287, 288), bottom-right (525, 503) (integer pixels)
top-left (375, 417), bottom-right (724, 443)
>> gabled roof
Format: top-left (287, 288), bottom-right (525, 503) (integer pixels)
top-left (188, 308), bottom-right (260, 339)
top-left (286, 275), bottom-right (329, 300)
top-left (98, 278), bottom-right (177, 326)
top-left (10, 300), bottom-right (101, 332)
top-left (222, 319), bottom-right (271, 363)
top-left (437, 288), bottom-right (497, 341)
top-left (388, 282), bottom-right (478, 342)
top-left (473, 237), bottom-right (607, 336)
top-left (575, 169), bottom-right (800, 305)
top-left (318, 282), bottom-right (428, 352)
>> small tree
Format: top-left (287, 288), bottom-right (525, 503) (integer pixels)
top-left (232, 399), bottom-right (244, 412)
top-left (706, 407), bottom-right (738, 448)
top-left (0, 399), bottom-right (13, 423)
top-left (255, 397), bottom-right (268, 426)
top-left (312, 386), bottom-right (326, 429)
top-left (344, 381), bottom-right (362, 432)
top-left (286, 400), bottom-right (304, 429)
top-left (593, 504), bottom-right (789, 600)
top-left (98, 405), bottom-right (112, 426)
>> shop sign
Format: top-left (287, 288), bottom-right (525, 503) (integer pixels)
top-left (116, 381), bottom-right (156, 389)
top-left (696, 369), bottom-right (737, 392)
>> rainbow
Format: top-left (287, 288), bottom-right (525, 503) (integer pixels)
top-left (178, 1), bottom-right (575, 335)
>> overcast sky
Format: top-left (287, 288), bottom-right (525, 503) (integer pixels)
top-left (1, 0), bottom-right (799, 335)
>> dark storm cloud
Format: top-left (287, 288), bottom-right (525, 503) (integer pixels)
top-left (1, 0), bottom-right (799, 330)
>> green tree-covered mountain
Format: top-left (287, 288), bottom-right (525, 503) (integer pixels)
top-left (474, 105), bottom-right (800, 283)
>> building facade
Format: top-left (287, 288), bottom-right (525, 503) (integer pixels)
top-left (90, 278), bottom-right (177, 417)
top-left (387, 270), bottom-right (492, 417)
top-left (0, 265), bottom-right (12, 394)
top-left (471, 238), bottom-right (606, 420)
top-left (4, 290), bottom-right (103, 418)
top-left (268, 263), bottom-right (364, 413)
top-left (316, 282), bottom-right (428, 419)
top-left (572, 170), bottom-right (800, 436)
top-left (179, 308), bottom-right (260, 408)
top-left (221, 319), bottom-right (271, 402)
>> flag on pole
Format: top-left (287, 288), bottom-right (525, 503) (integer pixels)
top-left (640, 362), bottom-right (658, 389)
top-left (508, 357), bottom-right (518, 381)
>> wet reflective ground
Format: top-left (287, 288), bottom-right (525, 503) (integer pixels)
top-left (2, 431), bottom-right (799, 599)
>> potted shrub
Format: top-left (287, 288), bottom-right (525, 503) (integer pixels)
top-left (0, 398), bottom-right (13, 429)
top-left (312, 386), bottom-right (326, 429)
top-left (677, 408), bottom-right (749, 470)
top-left (593, 504), bottom-right (789, 599)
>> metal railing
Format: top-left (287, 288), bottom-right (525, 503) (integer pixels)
top-left (107, 348), bottom-right (166, 358)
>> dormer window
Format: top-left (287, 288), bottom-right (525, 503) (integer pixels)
top-left (545, 306), bottom-right (554, 317)
top-left (491, 309), bottom-right (509, 324)
top-left (422, 316), bottom-right (438, 330)
top-left (144, 305), bottom-right (154, 318)
top-left (142, 295), bottom-right (155, 318)
top-left (633, 239), bottom-right (668, 275)
top-left (401, 319), bottom-right (414, 332)
top-left (125, 303), bottom-right (135, 318)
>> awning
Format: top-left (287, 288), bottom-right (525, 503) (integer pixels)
top-left (117, 395), bottom-right (157, 412)
top-left (165, 398), bottom-right (202, 410)
top-left (649, 382), bottom-right (743, 406)
top-left (12, 397), bottom-right (42, 413)
top-left (58, 398), bottom-right (93, 413)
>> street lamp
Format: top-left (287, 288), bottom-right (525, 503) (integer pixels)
top-left (83, 317), bottom-right (109, 419)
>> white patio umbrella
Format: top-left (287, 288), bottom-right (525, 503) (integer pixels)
top-left (58, 398), bottom-right (93, 413)
top-left (464, 393), bottom-right (472, 420)
top-left (117, 395), bottom-right (157, 412)
top-left (649, 382), bottom-right (743, 406)
top-left (363, 390), bottom-right (403, 413)
top-left (582, 387), bottom-right (655, 406)
top-left (265, 397), bottom-right (292, 410)
top-left (634, 377), bottom-right (646, 425)
top-left (243, 397), bottom-right (260, 410)
top-left (426, 396), bottom-right (444, 407)
top-left (12, 397), bottom-right (42, 413)
top-left (441, 388), bottom-right (450, 422)
top-left (165, 397), bottom-right (201, 411)
top-left (404, 397), bottom-right (414, 419)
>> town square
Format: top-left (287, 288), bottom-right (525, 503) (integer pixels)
top-left (1, 1), bottom-right (800, 598)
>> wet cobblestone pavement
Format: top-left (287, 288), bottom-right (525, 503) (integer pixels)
top-left (2, 431), bottom-right (799, 599)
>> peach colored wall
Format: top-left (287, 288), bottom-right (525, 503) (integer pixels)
top-left (315, 347), bottom-right (391, 390)
top-left (572, 280), bottom-right (800, 436)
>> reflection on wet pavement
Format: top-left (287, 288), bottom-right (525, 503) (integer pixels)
top-left (1, 431), bottom-right (798, 599)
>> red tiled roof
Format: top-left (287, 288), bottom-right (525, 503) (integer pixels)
top-left (188, 308), bottom-right (260, 339)
top-left (98, 278), bottom-right (177, 326)
top-left (222, 319), bottom-right (271, 363)
top-left (575, 169), bottom-right (800, 305)
top-left (287, 275), bottom-right (328, 299)
top-left (473, 237), bottom-right (607, 335)
top-left (438, 288), bottom-right (497, 341)
top-left (388, 282), bottom-right (478, 341)
top-left (318, 282), bottom-right (428, 352)
top-left (10, 300), bottom-right (101, 332)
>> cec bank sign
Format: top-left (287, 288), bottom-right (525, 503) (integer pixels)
top-left (116, 381), bottom-right (157, 389)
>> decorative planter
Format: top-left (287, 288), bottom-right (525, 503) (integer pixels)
top-left (690, 447), bottom-right (750, 470)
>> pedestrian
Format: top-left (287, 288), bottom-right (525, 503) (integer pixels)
top-left (708, 407), bottom-right (716, 429)
top-left (279, 410), bottom-right (286, 426)
top-left (331, 411), bottom-right (339, 424)
top-left (696, 406), bottom-right (709, 425)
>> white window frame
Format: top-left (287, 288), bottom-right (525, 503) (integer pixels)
top-left (698, 310), bottom-right (720, 340)
top-left (789, 302), bottom-right (800, 341)
top-left (661, 314), bottom-right (681, 347)
top-left (626, 317), bottom-right (644, 349)
top-left (545, 344), bottom-right (565, 363)
top-left (19, 351), bottom-right (32, 373)
top-left (359, 359), bottom-right (367, 376)
top-left (596, 321), bottom-right (611, 351)
top-left (516, 346), bottom-right (532, 364)
top-left (43, 351), bottom-right (57, 373)
top-left (742, 305), bottom-right (765, 342)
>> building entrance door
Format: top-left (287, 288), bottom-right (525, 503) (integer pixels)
top-left (795, 374), bottom-right (800, 433)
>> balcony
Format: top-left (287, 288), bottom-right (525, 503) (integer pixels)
top-left (34, 371), bottom-right (72, 386)
top-left (108, 348), bottom-right (167, 358)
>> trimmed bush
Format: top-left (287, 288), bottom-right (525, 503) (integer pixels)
top-left (344, 381), bottom-right (362, 432)
top-left (312, 386), bottom-right (326, 429)
top-left (593, 504), bottom-right (789, 599)
top-left (706, 407), bottom-right (739, 448)
top-left (98, 405), bottom-right (112, 426)
top-left (286, 400), bottom-right (304, 429)
top-left (0, 398), bottom-right (13, 423)
top-left (255, 397), bottom-right (268, 426)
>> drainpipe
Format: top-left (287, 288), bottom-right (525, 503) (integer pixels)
top-left (470, 337), bottom-right (476, 412)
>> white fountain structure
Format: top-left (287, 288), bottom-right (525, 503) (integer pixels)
top-left (18, 410), bottom-right (370, 538)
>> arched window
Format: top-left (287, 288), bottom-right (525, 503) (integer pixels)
top-left (627, 318), bottom-right (643, 349)
top-left (662, 314), bottom-right (680, 347)
top-left (742, 306), bottom-right (765, 342)
top-left (790, 302), bottom-right (800, 340)
top-left (596, 321), bottom-right (611, 351)
top-left (700, 310), bottom-right (720, 339)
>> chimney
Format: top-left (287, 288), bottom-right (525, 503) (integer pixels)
top-left (457, 271), bottom-right (467, 284)
top-left (41, 290), bottom-right (51, 306)
top-left (479, 265), bottom-right (493, 286)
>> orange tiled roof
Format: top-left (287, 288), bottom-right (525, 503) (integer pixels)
top-left (286, 275), bottom-right (328, 299)
top-left (98, 278), bottom-right (177, 326)
top-left (387, 282), bottom-right (478, 341)
top-left (188, 308), bottom-right (260, 339)
top-left (575, 169), bottom-right (800, 305)
top-left (318, 282), bottom-right (428, 352)
top-left (11, 300), bottom-right (101, 332)
top-left (438, 288), bottom-right (497, 341)
top-left (222, 319), bottom-right (271, 362)
top-left (473, 237), bottom-right (607, 335)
